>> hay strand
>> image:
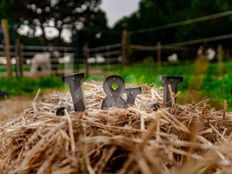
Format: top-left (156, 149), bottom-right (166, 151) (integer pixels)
top-left (0, 82), bottom-right (232, 173)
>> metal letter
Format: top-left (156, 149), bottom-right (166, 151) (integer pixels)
top-left (161, 76), bottom-right (183, 107)
top-left (125, 87), bottom-right (141, 105)
top-left (62, 73), bottom-right (85, 111)
top-left (101, 75), bottom-right (141, 109)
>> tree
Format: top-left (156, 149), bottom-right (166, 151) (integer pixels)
top-left (114, 0), bottom-right (232, 45)
top-left (0, 0), bottom-right (105, 43)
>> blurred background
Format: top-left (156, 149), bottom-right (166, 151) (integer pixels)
top-left (0, 0), bottom-right (232, 110)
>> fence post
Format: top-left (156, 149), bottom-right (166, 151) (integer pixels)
top-left (16, 38), bottom-right (23, 77)
top-left (217, 44), bottom-right (224, 75)
top-left (1, 19), bottom-right (13, 77)
top-left (122, 30), bottom-right (130, 66)
top-left (84, 43), bottom-right (89, 77)
top-left (157, 42), bottom-right (161, 67)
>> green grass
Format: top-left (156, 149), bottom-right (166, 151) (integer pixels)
top-left (0, 60), bottom-right (231, 110)
top-left (0, 65), bottom-right (31, 73)
top-left (0, 76), bottom-right (64, 98)
top-left (110, 61), bottom-right (232, 110)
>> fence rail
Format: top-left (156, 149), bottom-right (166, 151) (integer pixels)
top-left (0, 44), bottom-right (78, 58)
top-left (88, 43), bottom-right (121, 53)
top-left (168, 33), bottom-right (232, 47)
top-left (130, 45), bottom-right (192, 51)
top-left (87, 43), bottom-right (122, 61)
top-left (89, 50), bottom-right (121, 57)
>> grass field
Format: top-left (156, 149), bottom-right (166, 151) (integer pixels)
top-left (0, 76), bottom-right (64, 98)
top-left (0, 60), bottom-right (231, 110)
top-left (110, 60), bottom-right (232, 110)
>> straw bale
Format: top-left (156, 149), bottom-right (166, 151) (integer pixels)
top-left (1, 82), bottom-right (232, 174)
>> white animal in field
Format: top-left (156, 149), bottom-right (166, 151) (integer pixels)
top-left (58, 55), bottom-right (71, 64)
top-left (87, 55), bottom-right (106, 64)
top-left (96, 56), bottom-right (105, 63)
top-left (30, 52), bottom-right (51, 74)
top-left (87, 57), bottom-right (96, 64)
top-left (168, 53), bottom-right (178, 62)
top-left (197, 46), bottom-right (215, 60)
top-left (197, 46), bottom-right (204, 56)
top-left (206, 48), bottom-right (215, 60)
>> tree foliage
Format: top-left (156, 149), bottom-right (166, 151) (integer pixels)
top-left (0, 0), bottom-right (106, 44)
top-left (114, 0), bottom-right (232, 46)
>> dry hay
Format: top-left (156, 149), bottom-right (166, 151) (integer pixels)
top-left (1, 82), bottom-right (232, 174)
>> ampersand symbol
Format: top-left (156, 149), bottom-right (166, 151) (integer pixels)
top-left (101, 75), bottom-right (141, 109)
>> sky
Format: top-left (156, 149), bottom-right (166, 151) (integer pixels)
top-left (100, 0), bottom-right (140, 27)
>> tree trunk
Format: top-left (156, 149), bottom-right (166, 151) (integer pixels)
top-left (1, 19), bottom-right (13, 77)
top-left (40, 26), bottom-right (48, 45)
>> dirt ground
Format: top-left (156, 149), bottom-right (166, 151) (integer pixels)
top-left (0, 97), bottom-right (31, 122)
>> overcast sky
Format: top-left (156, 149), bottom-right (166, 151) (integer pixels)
top-left (101, 0), bottom-right (140, 27)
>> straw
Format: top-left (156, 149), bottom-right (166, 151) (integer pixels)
top-left (0, 82), bottom-right (232, 173)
